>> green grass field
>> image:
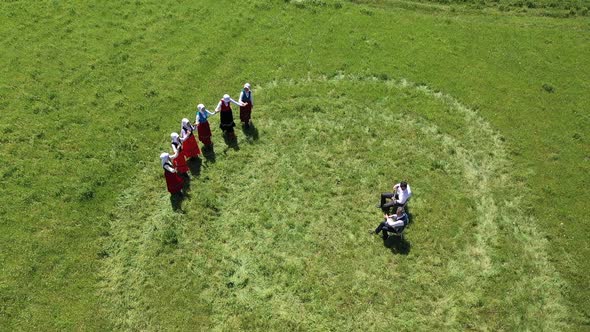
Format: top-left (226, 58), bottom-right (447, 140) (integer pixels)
top-left (1, 0), bottom-right (589, 330)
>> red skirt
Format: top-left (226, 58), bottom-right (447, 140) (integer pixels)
top-left (240, 103), bottom-right (252, 123)
top-left (172, 151), bottom-right (189, 174)
top-left (197, 121), bottom-right (212, 145)
top-left (164, 170), bottom-right (184, 194)
top-left (182, 134), bottom-right (201, 158)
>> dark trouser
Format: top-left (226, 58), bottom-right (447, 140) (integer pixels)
top-left (380, 192), bottom-right (402, 211)
top-left (375, 219), bottom-right (399, 238)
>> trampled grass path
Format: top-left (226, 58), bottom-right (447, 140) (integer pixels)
top-left (99, 74), bottom-right (568, 330)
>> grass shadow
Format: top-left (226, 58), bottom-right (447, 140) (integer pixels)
top-left (222, 132), bottom-right (240, 151)
top-left (187, 157), bottom-right (202, 177)
top-left (383, 235), bottom-right (411, 255)
top-left (180, 173), bottom-right (191, 192)
top-left (170, 192), bottom-right (186, 213)
top-left (241, 122), bottom-right (259, 141)
top-left (170, 174), bottom-right (192, 212)
top-left (202, 144), bottom-right (216, 163)
top-left (405, 205), bottom-right (414, 227)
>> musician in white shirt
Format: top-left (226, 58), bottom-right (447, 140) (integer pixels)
top-left (377, 181), bottom-right (412, 211)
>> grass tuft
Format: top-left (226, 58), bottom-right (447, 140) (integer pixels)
top-left (542, 83), bottom-right (555, 93)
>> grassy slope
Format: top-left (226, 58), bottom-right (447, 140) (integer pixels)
top-left (0, 0), bottom-right (588, 330)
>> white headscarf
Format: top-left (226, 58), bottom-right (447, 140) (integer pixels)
top-left (197, 104), bottom-right (205, 112)
top-left (244, 83), bottom-right (251, 90)
top-left (160, 152), bottom-right (169, 167)
top-left (223, 94), bottom-right (230, 103)
top-left (171, 132), bottom-right (179, 143)
top-left (181, 118), bottom-right (191, 132)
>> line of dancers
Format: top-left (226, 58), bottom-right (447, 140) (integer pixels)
top-left (160, 83), bottom-right (254, 195)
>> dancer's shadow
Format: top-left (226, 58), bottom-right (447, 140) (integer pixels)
top-left (241, 122), bottom-right (259, 142)
top-left (187, 157), bottom-right (202, 177)
top-left (202, 144), bottom-right (216, 164)
top-left (170, 173), bottom-right (193, 212)
top-left (170, 192), bottom-right (186, 213)
top-left (181, 173), bottom-right (191, 192)
top-left (223, 132), bottom-right (240, 152)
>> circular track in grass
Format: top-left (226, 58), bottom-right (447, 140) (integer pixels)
top-left (99, 74), bottom-right (568, 330)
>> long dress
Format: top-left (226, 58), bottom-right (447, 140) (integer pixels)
top-left (164, 162), bottom-right (184, 194)
top-left (239, 89), bottom-right (253, 123)
top-left (196, 111), bottom-right (213, 145)
top-left (219, 99), bottom-right (235, 133)
top-left (181, 125), bottom-right (201, 158)
top-left (171, 142), bottom-right (189, 173)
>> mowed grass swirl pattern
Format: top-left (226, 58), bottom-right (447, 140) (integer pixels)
top-left (99, 76), bottom-right (567, 330)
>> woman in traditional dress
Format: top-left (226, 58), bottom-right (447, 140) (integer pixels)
top-left (238, 83), bottom-right (254, 128)
top-left (195, 103), bottom-right (217, 147)
top-left (170, 132), bottom-right (189, 175)
top-left (160, 152), bottom-right (184, 194)
top-left (180, 118), bottom-right (201, 158)
top-left (215, 94), bottom-right (246, 139)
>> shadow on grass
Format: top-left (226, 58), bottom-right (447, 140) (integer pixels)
top-left (187, 157), bottom-right (202, 177)
top-left (241, 122), bottom-right (259, 141)
top-left (222, 132), bottom-right (240, 152)
top-left (180, 173), bottom-right (191, 192)
top-left (202, 144), bottom-right (216, 163)
top-left (170, 191), bottom-right (186, 213)
top-left (170, 174), bottom-right (192, 212)
top-left (406, 205), bottom-right (414, 227)
top-left (383, 235), bottom-right (411, 255)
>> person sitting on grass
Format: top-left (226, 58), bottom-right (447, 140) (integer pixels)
top-left (377, 181), bottom-right (412, 212)
top-left (374, 207), bottom-right (409, 240)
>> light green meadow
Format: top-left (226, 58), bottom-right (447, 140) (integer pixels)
top-left (0, 0), bottom-right (588, 330)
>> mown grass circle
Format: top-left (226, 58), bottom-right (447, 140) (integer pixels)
top-left (100, 75), bottom-right (567, 330)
